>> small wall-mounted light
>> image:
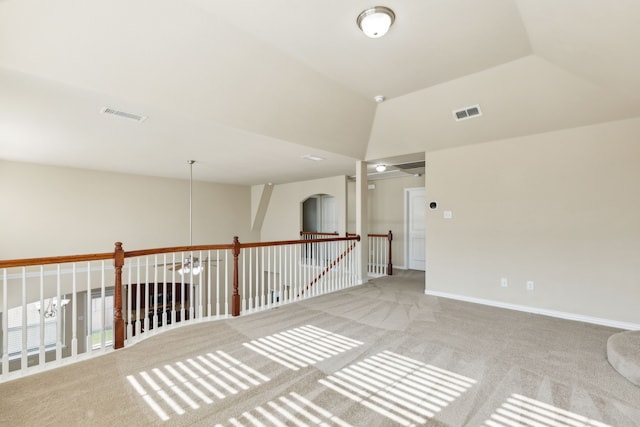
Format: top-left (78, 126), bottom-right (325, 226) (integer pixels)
top-left (375, 164), bottom-right (387, 172)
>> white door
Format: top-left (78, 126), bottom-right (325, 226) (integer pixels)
top-left (320, 195), bottom-right (338, 233)
top-left (406, 188), bottom-right (426, 271)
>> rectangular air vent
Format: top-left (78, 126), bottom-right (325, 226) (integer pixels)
top-left (100, 107), bottom-right (147, 122)
top-left (453, 104), bottom-right (482, 122)
top-left (394, 161), bottom-right (425, 170)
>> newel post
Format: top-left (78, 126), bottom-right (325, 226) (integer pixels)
top-left (113, 242), bottom-right (125, 349)
top-left (231, 236), bottom-right (241, 317)
top-left (387, 230), bottom-right (393, 276)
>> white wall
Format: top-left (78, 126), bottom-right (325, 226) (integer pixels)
top-left (424, 117), bottom-right (640, 325)
top-left (0, 160), bottom-right (258, 259)
top-left (259, 176), bottom-right (347, 242)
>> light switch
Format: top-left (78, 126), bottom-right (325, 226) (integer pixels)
top-left (444, 210), bottom-right (452, 219)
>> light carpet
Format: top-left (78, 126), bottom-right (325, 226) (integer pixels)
top-left (1, 270), bottom-right (638, 426)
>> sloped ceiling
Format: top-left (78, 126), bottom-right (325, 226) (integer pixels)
top-left (0, 0), bottom-right (638, 184)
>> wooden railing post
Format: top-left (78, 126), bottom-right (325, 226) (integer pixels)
top-left (387, 230), bottom-right (393, 276)
top-left (113, 242), bottom-right (125, 349)
top-left (232, 236), bottom-right (241, 317)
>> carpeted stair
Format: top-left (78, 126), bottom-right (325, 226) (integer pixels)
top-left (608, 330), bottom-right (640, 386)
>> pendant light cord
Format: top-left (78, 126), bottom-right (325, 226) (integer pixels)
top-left (188, 160), bottom-right (195, 247)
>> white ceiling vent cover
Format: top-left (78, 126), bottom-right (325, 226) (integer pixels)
top-left (100, 107), bottom-right (147, 123)
top-left (453, 104), bottom-right (482, 122)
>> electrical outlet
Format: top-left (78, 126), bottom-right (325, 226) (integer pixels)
top-left (526, 281), bottom-right (534, 290)
top-left (501, 278), bottom-right (508, 287)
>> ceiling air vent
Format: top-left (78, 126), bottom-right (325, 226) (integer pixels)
top-left (100, 107), bottom-right (147, 123)
top-left (453, 104), bottom-right (482, 122)
top-left (394, 161), bottom-right (425, 170)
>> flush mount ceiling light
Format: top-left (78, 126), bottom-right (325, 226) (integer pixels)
top-left (302, 154), bottom-right (325, 161)
top-left (357, 6), bottom-right (395, 38)
top-left (375, 164), bottom-right (387, 172)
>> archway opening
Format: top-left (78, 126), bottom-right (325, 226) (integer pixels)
top-left (301, 194), bottom-right (337, 233)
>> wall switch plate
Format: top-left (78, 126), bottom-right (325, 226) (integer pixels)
top-left (444, 210), bottom-right (453, 219)
top-left (501, 278), bottom-right (508, 287)
top-left (527, 281), bottom-right (534, 290)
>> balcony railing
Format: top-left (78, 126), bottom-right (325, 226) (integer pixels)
top-left (0, 235), bottom-right (360, 382)
top-left (301, 230), bottom-right (393, 276)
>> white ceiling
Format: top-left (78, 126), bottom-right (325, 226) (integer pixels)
top-left (1, 0), bottom-right (639, 184)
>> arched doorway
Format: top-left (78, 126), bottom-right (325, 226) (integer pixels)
top-left (302, 194), bottom-right (338, 233)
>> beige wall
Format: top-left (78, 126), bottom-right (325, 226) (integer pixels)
top-left (259, 176), bottom-right (347, 242)
top-left (425, 117), bottom-right (640, 325)
top-left (0, 160), bottom-right (258, 259)
top-left (348, 175), bottom-right (425, 268)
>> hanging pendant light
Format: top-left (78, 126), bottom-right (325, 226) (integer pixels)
top-left (179, 160), bottom-right (201, 276)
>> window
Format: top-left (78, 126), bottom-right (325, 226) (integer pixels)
top-left (5, 299), bottom-right (63, 359)
top-left (91, 291), bottom-right (114, 348)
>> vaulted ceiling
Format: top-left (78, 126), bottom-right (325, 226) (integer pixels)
top-left (1, 0), bottom-right (639, 184)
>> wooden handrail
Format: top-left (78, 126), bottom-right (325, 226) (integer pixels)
top-left (306, 231), bottom-right (386, 238)
top-left (0, 252), bottom-right (114, 269)
top-left (299, 231), bottom-right (338, 237)
top-left (242, 236), bottom-right (359, 249)
top-left (124, 244), bottom-right (233, 258)
top-left (0, 243), bottom-right (235, 268)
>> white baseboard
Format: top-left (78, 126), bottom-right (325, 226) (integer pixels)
top-left (424, 290), bottom-right (640, 331)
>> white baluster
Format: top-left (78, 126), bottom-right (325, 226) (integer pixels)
top-left (171, 253), bottom-right (176, 326)
top-left (39, 266), bottom-right (45, 366)
top-left (207, 250), bottom-right (212, 319)
top-left (100, 261), bottom-right (106, 349)
top-left (87, 262), bottom-right (92, 351)
top-left (247, 248), bottom-right (252, 310)
top-left (55, 265), bottom-right (62, 362)
top-left (1, 269), bottom-right (8, 376)
top-left (242, 248), bottom-right (246, 312)
top-left (216, 250), bottom-right (220, 317)
top-left (71, 263), bottom-right (77, 357)
top-left (224, 250), bottom-right (229, 316)
top-left (136, 258), bottom-right (142, 338)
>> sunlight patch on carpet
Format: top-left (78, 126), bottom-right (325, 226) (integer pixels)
top-left (126, 350), bottom-right (269, 421)
top-left (319, 350), bottom-right (476, 426)
top-left (215, 392), bottom-right (352, 427)
top-left (483, 393), bottom-right (612, 427)
top-left (243, 324), bottom-right (363, 370)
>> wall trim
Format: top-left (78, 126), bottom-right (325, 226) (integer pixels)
top-left (424, 290), bottom-right (640, 331)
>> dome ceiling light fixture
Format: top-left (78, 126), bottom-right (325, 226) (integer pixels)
top-left (375, 164), bottom-right (387, 172)
top-left (357, 6), bottom-right (396, 38)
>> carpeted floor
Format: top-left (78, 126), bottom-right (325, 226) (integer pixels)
top-left (1, 270), bottom-right (638, 426)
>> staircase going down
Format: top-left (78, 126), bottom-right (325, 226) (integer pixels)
top-left (607, 330), bottom-right (640, 387)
